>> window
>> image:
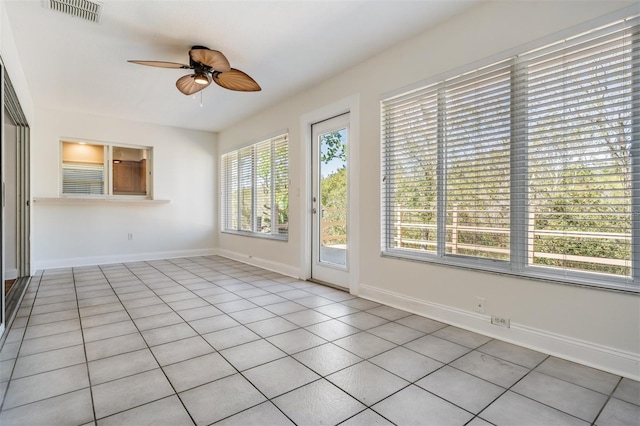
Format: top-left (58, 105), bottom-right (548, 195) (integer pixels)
top-left (381, 16), bottom-right (638, 291)
top-left (221, 133), bottom-right (289, 239)
top-left (61, 141), bottom-right (151, 198)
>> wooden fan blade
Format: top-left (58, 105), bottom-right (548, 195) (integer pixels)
top-left (189, 48), bottom-right (231, 72)
top-left (176, 74), bottom-right (210, 95)
top-left (213, 68), bottom-right (261, 92)
top-left (128, 60), bottom-right (189, 69)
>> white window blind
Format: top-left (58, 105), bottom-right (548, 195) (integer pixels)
top-left (273, 135), bottom-right (289, 234)
top-left (520, 19), bottom-right (636, 279)
top-left (444, 60), bottom-right (512, 261)
top-left (255, 140), bottom-right (273, 234)
top-left (239, 146), bottom-right (253, 232)
top-left (62, 163), bottom-right (105, 195)
top-left (222, 151), bottom-right (239, 231)
top-left (382, 83), bottom-right (439, 254)
top-left (382, 15), bottom-right (639, 291)
top-left (221, 133), bottom-right (289, 239)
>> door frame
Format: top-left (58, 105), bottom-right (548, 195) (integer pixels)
top-left (1, 60), bottom-right (4, 337)
top-left (1, 57), bottom-right (31, 340)
top-left (299, 94), bottom-right (360, 295)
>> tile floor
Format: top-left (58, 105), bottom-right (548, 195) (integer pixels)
top-left (0, 256), bottom-right (638, 425)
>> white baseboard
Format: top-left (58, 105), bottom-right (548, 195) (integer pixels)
top-left (215, 248), bottom-right (300, 279)
top-left (33, 248), bottom-right (217, 271)
top-left (4, 268), bottom-right (18, 280)
top-left (359, 283), bottom-right (640, 381)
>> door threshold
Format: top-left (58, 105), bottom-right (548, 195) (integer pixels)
top-left (306, 278), bottom-right (349, 293)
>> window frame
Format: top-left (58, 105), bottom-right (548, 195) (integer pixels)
top-left (220, 133), bottom-right (289, 241)
top-left (59, 139), bottom-right (153, 199)
top-left (381, 14), bottom-right (639, 293)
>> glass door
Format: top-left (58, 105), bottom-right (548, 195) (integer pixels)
top-left (311, 113), bottom-right (350, 288)
top-left (2, 66), bottom-right (31, 336)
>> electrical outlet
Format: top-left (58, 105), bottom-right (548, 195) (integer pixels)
top-left (127, 233), bottom-right (134, 241)
top-left (475, 297), bottom-right (486, 314)
top-left (491, 316), bottom-right (510, 328)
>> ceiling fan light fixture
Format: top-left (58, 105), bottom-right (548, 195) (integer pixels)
top-left (194, 73), bottom-right (210, 85)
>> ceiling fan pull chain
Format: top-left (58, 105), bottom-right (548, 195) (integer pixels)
top-left (200, 91), bottom-right (204, 108)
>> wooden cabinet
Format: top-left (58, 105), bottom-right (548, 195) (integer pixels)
top-left (113, 159), bottom-right (146, 195)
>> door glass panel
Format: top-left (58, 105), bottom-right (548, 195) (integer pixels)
top-left (4, 107), bottom-right (18, 317)
top-left (318, 128), bottom-right (348, 267)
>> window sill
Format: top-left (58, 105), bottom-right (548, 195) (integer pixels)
top-left (221, 229), bottom-right (288, 241)
top-left (380, 249), bottom-right (640, 295)
top-left (33, 197), bottom-right (170, 205)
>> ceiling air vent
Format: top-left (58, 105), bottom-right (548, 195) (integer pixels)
top-left (47, 0), bottom-right (103, 23)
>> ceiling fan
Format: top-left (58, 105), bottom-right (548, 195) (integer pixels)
top-left (128, 46), bottom-right (261, 95)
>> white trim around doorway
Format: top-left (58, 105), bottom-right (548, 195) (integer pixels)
top-left (299, 94), bottom-right (361, 295)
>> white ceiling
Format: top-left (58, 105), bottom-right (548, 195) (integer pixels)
top-left (4, 0), bottom-right (479, 132)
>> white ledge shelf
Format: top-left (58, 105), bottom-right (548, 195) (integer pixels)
top-left (33, 197), bottom-right (171, 205)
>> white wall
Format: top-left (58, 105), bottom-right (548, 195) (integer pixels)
top-left (217, 0), bottom-right (640, 379)
top-left (0, 1), bottom-right (34, 122)
top-left (32, 107), bottom-right (217, 269)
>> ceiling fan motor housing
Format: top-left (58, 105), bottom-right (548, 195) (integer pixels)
top-left (190, 45), bottom-right (212, 70)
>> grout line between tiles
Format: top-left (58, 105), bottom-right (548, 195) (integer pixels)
top-left (589, 377), bottom-right (623, 426)
top-left (72, 266), bottom-right (99, 425)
